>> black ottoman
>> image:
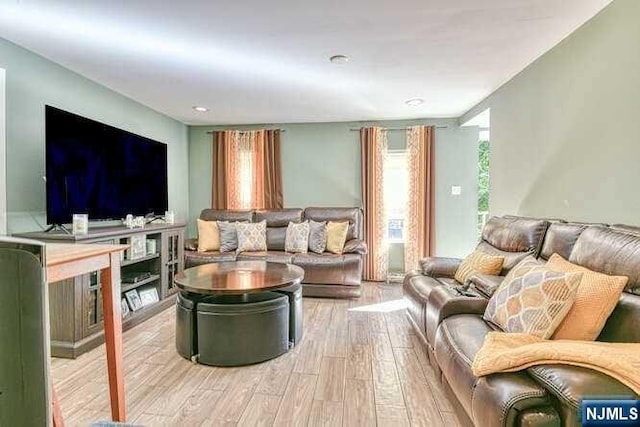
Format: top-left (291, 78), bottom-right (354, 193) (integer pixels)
top-left (175, 291), bottom-right (199, 360)
top-left (275, 283), bottom-right (303, 346)
top-left (196, 292), bottom-right (289, 366)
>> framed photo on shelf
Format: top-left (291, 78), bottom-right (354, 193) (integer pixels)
top-left (121, 298), bottom-right (130, 318)
top-left (124, 289), bottom-right (143, 312)
top-left (127, 234), bottom-right (147, 261)
top-left (138, 287), bottom-right (159, 307)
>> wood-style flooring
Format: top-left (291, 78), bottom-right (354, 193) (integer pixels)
top-left (52, 282), bottom-right (464, 426)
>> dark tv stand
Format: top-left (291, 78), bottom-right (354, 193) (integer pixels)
top-left (44, 224), bottom-right (71, 234)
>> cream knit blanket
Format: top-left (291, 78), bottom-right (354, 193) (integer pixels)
top-left (472, 332), bottom-right (640, 394)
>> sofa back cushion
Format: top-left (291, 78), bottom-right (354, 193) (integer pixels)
top-left (255, 209), bottom-right (304, 251)
top-left (304, 207), bottom-right (363, 240)
top-left (568, 226), bottom-right (640, 343)
top-left (477, 216), bottom-right (549, 275)
top-left (482, 216), bottom-right (549, 254)
top-left (254, 209), bottom-right (303, 227)
top-left (200, 209), bottom-right (253, 223)
top-left (570, 226), bottom-right (640, 295)
top-left (539, 222), bottom-right (588, 261)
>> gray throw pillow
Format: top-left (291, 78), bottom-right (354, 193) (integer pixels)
top-left (217, 221), bottom-right (238, 252)
top-left (308, 220), bottom-right (327, 254)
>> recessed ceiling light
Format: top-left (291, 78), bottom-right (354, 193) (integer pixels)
top-left (405, 98), bottom-right (424, 106)
top-left (192, 106), bottom-right (209, 112)
top-left (329, 54), bottom-right (349, 64)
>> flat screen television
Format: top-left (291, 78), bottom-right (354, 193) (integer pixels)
top-left (45, 106), bottom-right (168, 225)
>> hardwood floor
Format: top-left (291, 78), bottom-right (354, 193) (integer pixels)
top-left (52, 282), bottom-right (464, 426)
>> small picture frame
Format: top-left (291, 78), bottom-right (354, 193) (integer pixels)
top-left (121, 298), bottom-right (130, 318)
top-left (125, 289), bottom-right (143, 312)
top-left (138, 287), bottom-right (159, 307)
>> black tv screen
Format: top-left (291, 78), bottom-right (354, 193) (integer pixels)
top-left (46, 106), bottom-right (168, 225)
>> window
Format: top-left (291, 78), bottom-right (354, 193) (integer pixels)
top-left (478, 129), bottom-right (490, 237)
top-left (385, 150), bottom-right (408, 243)
top-left (238, 148), bottom-right (255, 209)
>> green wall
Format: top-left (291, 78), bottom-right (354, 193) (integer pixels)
top-left (0, 38), bottom-right (189, 233)
top-left (460, 0), bottom-right (640, 224)
top-left (189, 119), bottom-right (479, 259)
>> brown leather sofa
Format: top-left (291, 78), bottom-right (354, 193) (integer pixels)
top-left (185, 207), bottom-right (367, 298)
top-left (404, 216), bottom-right (640, 427)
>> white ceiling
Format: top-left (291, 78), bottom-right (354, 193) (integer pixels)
top-left (0, 0), bottom-right (612, 125)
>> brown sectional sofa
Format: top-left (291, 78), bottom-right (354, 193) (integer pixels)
top-left (185, 207), bottom-right (367, 298)
top-left (404, 215), bottom-right (640, 427)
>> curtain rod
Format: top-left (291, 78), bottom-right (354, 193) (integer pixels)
top-left (206, 129), bottom-right (286, 134)
top-left (349, 126), bottom-right (448, 131)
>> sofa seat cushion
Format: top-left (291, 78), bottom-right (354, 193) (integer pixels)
top-left (403, 272), bottom-right (442, 337)
top-left (184, 250), bottom-right (237, 268)
top-left (293, 253), bottom-right (361, 286)
top-left (434, 314), bottom-right (495, 416)
top-left (236, 251), bottom-right (294, 264)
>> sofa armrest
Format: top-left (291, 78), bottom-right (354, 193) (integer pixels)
top-left (419, 257), bottom-right (462, 278)
top-left (343, 239), bottom-right (368, 255)
top-left (527, 365), bottom-right (638, 418)
top-left (469, 274), bottom-right (504, 298)
top-left (472, 372), bottom-right (558, 427)
top-left (185, 238), bottom-right (199, 251)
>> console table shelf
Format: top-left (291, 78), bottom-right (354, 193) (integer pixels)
top-left (121, 252), bottom-right (160, 267)
top-left (15, 222), bottom-right (185, 358)
top-left (122, 274), bottom-right (161, 293)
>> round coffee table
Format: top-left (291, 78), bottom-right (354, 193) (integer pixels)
top-left (174, 261), bottom-right (304, 366)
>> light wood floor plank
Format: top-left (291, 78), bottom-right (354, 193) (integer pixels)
top-left (144, 363), bottom-right (212, 416)
top-left (377, 405), bottom-right (411, 427)
top-left (170, 389), bottom-right (223, 425)
top-left (342, 379), bottom-right (376, 427)
top-left (133, 412), bottom-right (174, 426)
top-left (401, 380), bottom-right (445, 427)
top-left (238, 393), bottom-right (282, 427)
top-left (370, 332), bottom-right (395, 361)
top-left (372, 357), bottom-right (405, 407)
top-left (273, 373), bottom-right (318, 426)
top-left (346, 344), bottom-right (372, 380)
top-left (393, 347), bottom-right (428, 383)
top-left (294, 337), bottom-right (325, 375)
top-left (307, 401), bottom-right (343, 427)
top-left (323, 327), bottom-right (349, 357)
top-left (314, 357), bottom-right (347, 402)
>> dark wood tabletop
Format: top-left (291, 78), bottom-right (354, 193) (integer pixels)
top-left (174, 261), bottom-right (304, 295)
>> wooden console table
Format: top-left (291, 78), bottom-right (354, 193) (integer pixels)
top-left (46, 243), bottom-right (128, 426)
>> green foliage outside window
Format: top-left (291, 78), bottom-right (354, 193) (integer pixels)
top-left (478, 139), bottom-right (490, 237)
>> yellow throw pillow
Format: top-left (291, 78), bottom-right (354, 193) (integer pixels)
top-left (454, 250), bottom-right (505, 284)
top-left (326, 221), bottom-right (349, 254)
top-left (547, 253), bottom-right (628, 341)
top-left (197, 219), bottom-right (220, 252)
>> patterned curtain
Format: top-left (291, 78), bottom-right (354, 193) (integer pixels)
top-left (404, 125), bottom-right (436, 272)
top-left (212, 129), bottom-right (283, 210)
top-left (360, 127), bottom-right (389, 282)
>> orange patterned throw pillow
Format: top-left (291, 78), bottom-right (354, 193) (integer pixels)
top-left (454, 250), bottom-right (505, 285)
top-left (546, 253), bottom-right (628, 341)
top-left (483, 256), bottom-right (582, 339)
